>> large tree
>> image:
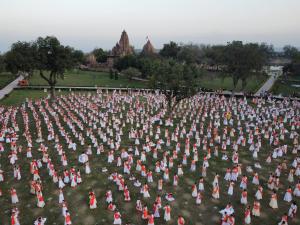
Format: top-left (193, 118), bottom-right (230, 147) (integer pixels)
top-left (35, 36), bottom-right (75, 98)
top-left (92, 48), bottom-right (108, 63)
top-left (72, 49), bottom-right (85, 66)
top-left (159, 41), bottom-right (181, 59)
top-left (221, 41), bottom-right (272, 91)
top-left (0, 53), bottom-right (5, 73)
top-left (113, 55), bottom-right (139, 71)
top-left (137, 57), bottom-right (160, 79)
top-left (283, 45), bottom-right (299, 59)
top-left (122, 67), bottom-right (141, 81)
top-left (201, 45), bottom-right (226, 68)
top-left (5, 41), bottom-right (36, 76)
top-left (150, 59), bottom-right (198, 113)
top-left (282, 48), bottom-right (300, 78)
top-left (177, 44), bottom-right (204, 64)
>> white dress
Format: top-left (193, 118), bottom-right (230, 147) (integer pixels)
top-left (59, 192), bottom-right (65, 203)
top-left (85, 164), bottom-right (91, 174)
top-left (283, 191), bottom-right (292, 202)
top-left (228, 185), bottom-right (233, 196)
top-left (58, 179), bottom-right (65, 189)
top-left (255, 190), bottom-right (262, 200)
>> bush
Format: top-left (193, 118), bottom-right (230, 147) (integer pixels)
top-left (122, 67), bottom-right (141, 81)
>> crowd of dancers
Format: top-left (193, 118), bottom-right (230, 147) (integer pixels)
top-left (0, 90), bottom-right (299, 224)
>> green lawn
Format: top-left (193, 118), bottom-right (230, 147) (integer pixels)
top-left (28, 70), bottom-right (266, 92)
top-left (0, 90), bottom-right (75, 106)
top-left (285, 73), bottom-right (300, 81)
top-left (29, 70), bottom-right (148, 88)
top-left (196, 71), bottom-right (268, 93)
top-left (0, 72), bottom-right (17, 89)
top-left (271, 72), bottom-right (300, 97)
top-left (271, 79), bottom-right (300, 97)
top-left (1, 70), bottom-right (268, 106)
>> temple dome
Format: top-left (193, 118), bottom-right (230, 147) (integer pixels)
top-left (111, 30), bottom-right (134, 57)
top-left (141, 39), bottom-right (156, 56)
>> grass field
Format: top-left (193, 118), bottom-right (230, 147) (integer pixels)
top-left (196, 72), bottom-right (268, 93)
top-left (271, 79), bottom-right (300, 96)
top-left (0, 72), bottom-right (17, 89)
top-left (28, 70), bottom-right (267, 92)
top-left (0, 90), bottom-right (77, 106)
top-left (0, 92), bottom-right (299, 225)
top-left (0, 70), bottom-right (268, 107)
top-left (28, 70), bottom-right (148, 88)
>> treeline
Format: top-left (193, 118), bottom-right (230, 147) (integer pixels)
top-left (0, 36), bottom-right (299, 100)
top-left (112, 41), bottom-right (274, 89)
top-left (282, 45), bottom-right (300, 77)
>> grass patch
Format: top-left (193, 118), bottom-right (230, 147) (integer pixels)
top-left (271, 79), bottom-right (300, 97)
top-left (196, 71), bottom-right (268, 92)
top-left (0, 72), bottom-right (17, 89)
top-left (29, 70), bottom-right (148, 88)
top-left (0, 90), bottom-right (84, 106)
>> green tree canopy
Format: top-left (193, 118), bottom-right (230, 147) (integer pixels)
top-left (150, 59), bottom-right (199, 112)
top-left (202, 45), bottom-right (224, 65)
top-left (5, 41), bottom-right (37, 75)
top-left (159, 41), bottom-right (181, 59)
top-left (113, 55), bottom-right (139, 71)
top-left (92, 48), bottom-right (108, 63)
top-left (72, 49), bottom-right (85, 66)
top-left (283, 45), bottom-right (299, 59)
top-left (221, 41), bottom-right (272, 90)
top-left (35, 36), bottom-right (75, 98)
top-left (137, 57), bottom-right (161, 79)
top-left (122, 67), bottom-right (141, 81)
top-left (0, 53), bottom-right (5, 73)
top-left (177, 44), bottom-right (204, 64)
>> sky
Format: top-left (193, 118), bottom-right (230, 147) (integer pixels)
top-left (0, 0), bottom-right (299, 53)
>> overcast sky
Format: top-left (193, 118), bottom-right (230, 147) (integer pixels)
top-left (0, 0), bottom-right (299, 52)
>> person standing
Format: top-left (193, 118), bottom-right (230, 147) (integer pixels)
top-left (89, 191), bottom-right (97, 209)
top-left (164, 204), bottom-right (171, 221)
top-left (244, 205), bottom-right (251, 224)
top-left (113, 210), bottom-right (122, 224)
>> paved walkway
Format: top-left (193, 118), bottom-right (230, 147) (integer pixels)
top-left (255, 74), bottom-right (278, 96)
top-left (255, 66), bottom-right (283, 96)
top-left (0, 75), bottom-right (24, 100)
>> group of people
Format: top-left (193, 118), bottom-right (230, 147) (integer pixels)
top-left (0, 90), bottom-right (299, 224)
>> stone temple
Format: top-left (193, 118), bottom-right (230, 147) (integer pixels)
top-left (111, 30), bottom-right (134, 57)
top-left (107, 30), bottom-right (157, 67)
top-left (141, 38), bottom-right (156, 56)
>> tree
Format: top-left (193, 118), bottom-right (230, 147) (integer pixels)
top-left (92, 48), bottom-right (108, 63)
top-left (0, 54), bottom-right (5, 73)
top-left (72, 49), bottom-right (85, 66)
top-left (202, 45), bottom-right (226, 69)
top-left (283, 45), bottom-right (299, 59)
top-left (138, 57), bottom-right (160, 79)
top-left (177, 44), bottom-right (203, 64)
top-left (283, 51), bottom-right (300, 79)
top-left (5, 41), bottom-right (36, 76)
top-left (122, 67), bottom-right (141, 81)
top-left (150, 59), bottom-right (198, 113)
top-left (113, 55), bottom-right (138, 71)
top-left (159, 41), bottom-right (181, 59)
top-left (221, 41), bottom-right (271, 91)
top-left (114, 71), bottom-right (119, 80)
top-left (109, 68), bottom-right (114, 79)
top-left (35, 36), bottom-right (75, 98)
